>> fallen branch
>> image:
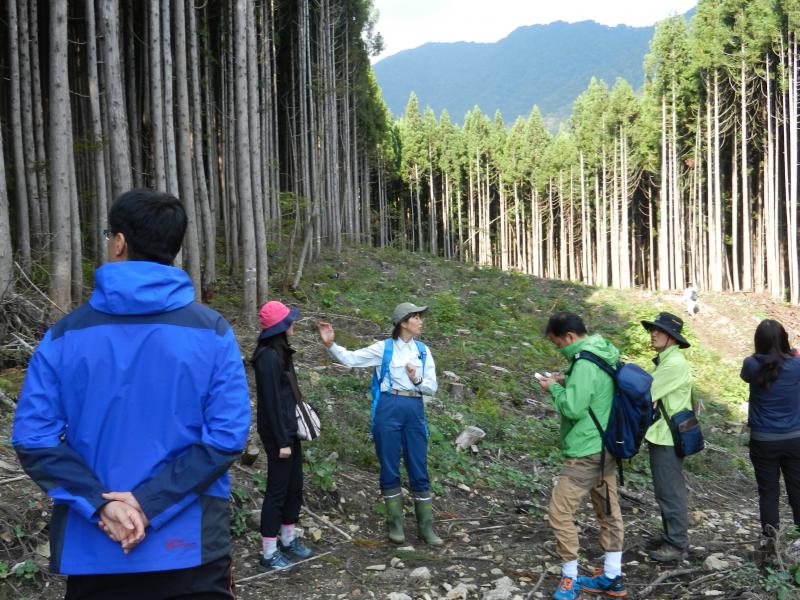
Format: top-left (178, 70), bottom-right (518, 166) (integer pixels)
top-left (0, 475), bottom-right (28, 486)
top-left (441, 553), bottom-right (500, 563)
top-left (525, 569), bottom-right (547, 600)
top-left (302, 506), bottom-right (353, 541)
top-left (704, 537), bottom-right (761, 547)
top-left (465, 524), bottom-right (506, 534)
top-left (14, 262), bottom-right (67, 315)
top-left (683, 568), bottom-right (735, 589)
top-left (236, 551), bottom-right (333, 585)
top-left (638, 567), bottom-right (701, 598)
top-left (10, 333), bottom-right (35, 354)
top-left (702, 442), bottom-right (741, 458)
top-left (437, 515), bottom-right (495, 523)
top-left (232, 463), bottom-right (257, 475)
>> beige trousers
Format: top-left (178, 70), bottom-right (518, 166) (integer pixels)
top-left (548, 453), bottom-right (624, 562)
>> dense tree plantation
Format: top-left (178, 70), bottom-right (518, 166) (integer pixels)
top-left (386, 0), bottom-right (800, 305)
top-left (0, 0), bottom-right (386, 324)
top-left (1, 0), bottom-right (799, 324)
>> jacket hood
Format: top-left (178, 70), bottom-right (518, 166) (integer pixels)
top-left (89, 261), bottom-right (195, 315)
top-left (561, 333), bottom-right (619, 366)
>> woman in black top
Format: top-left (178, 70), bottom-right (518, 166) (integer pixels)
top-left (252, 301), bottom-right (313, 571)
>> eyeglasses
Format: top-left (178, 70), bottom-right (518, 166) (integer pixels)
top-left (103, 229), bottom-right (114, 240)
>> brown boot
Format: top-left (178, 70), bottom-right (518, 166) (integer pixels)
top-left (649, 542), bottom-right (687, 562)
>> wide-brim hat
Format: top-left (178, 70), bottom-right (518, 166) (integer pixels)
top-left (259, 301), bottom-right (300, 338)
top-left (391, 302), bottom-right (428, 326)
top-left (641, 311), bottom-right (690, 349)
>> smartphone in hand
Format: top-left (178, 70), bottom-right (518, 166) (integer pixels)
top-left (534, 371), bottom-right (552, 381)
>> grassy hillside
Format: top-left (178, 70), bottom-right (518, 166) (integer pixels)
top-left (0, 245), bottom-right (789, 599)
top-left (283, 246), bottom-right (750, 492)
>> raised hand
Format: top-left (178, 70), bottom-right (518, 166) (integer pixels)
top-left (405, 363), bottom-right (417, 382)
top-left (317, 322), bottom-right (335, 348)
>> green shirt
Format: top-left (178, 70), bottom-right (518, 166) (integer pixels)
top-left (645, 344), bottom-right (693, 446)
top-left (548, 333), bottom-right (620, 458)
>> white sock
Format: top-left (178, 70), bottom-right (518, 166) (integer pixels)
top-left (604, 551), bottom-right (623, 578)
top-left (562, 559), bottom-right (578, 579)
top-left (280, 523), bottom-right (296, 546)
top-left (262, 536), bottom-right (277, 558)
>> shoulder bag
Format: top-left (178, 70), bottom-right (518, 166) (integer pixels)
top-left (657, 400), bottom-right (704, 457)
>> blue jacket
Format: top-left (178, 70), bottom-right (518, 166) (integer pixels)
top-left (12, 262), bottom-right (250, 575)
top-left (741, 354), bottom-right (800, 433)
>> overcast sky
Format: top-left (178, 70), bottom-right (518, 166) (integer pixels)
top-left (372, 0), bottom-right (697, 62)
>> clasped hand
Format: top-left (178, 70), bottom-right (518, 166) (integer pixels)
top-left (98, 491), bottom-right (149, 554)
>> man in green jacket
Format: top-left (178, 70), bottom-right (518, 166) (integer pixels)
top-left (642, 312), bottom-right (693, 562)
top-left (540, 312), bottom-right (626, 600)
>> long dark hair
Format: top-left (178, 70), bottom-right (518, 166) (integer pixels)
top-left (753, 319), bottom-right (791, 388)
top-left (252, 331), bottom-right (295, 369)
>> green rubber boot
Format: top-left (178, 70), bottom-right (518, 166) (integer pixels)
top-left (414, 496), bottom-right (444, 546)
top-left (383, 489), bottom-right (405, 544)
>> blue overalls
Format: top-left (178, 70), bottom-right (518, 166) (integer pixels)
top-left (370, 339), bottom-right (431, 493)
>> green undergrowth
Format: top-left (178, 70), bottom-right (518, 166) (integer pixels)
top-left (277, 245), bottom-right (751, 501)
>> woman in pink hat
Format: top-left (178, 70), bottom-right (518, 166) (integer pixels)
top-left (251, 301), bottom-right (313, 571)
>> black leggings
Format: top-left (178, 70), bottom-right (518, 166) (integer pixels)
top-left (749, 437), bottom-right (800, 536)
top-left (260, 438), bottom-right (304, 537)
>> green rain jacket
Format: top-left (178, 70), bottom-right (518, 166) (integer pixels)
top-left (645, 344), bottom-right (693, 446)
top-left (548, 333), bottom-right (620, 458)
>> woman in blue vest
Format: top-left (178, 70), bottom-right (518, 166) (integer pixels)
top-left (741, 319), bottom-right (800, 540)
top-left (317, 302), bottom-right (442, 545)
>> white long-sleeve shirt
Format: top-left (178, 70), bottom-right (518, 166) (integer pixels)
top-left (327, 338), bottom-right (438, 396)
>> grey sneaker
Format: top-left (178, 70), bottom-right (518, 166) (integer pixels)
top-left (259, 550), bottom-right (293, 571)
top-left (279, 537), bottom-right (313, 559)
top-left (649, 542), bottom-right (688, 562)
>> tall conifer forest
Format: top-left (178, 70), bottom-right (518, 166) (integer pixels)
top-left (0, 0), bottom-right (386, 324)
top-left (389, 1), bottom-right (800, 306)
top-left (0, 0), bottom-right (799, 320)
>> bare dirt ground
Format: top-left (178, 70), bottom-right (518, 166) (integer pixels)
top-left (1, 286), bottom-right (795, 600)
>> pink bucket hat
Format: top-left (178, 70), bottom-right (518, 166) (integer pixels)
top-left (258, 301), bottom-right (300, 337)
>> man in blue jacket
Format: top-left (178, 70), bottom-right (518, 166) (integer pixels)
top-left (12, 189), bottom-right (251, 599)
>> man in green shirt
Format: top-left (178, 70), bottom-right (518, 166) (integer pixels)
top-left (540, 312), bottom-right (626, 600)
top-left (642, 312), bottom-right (693, 562)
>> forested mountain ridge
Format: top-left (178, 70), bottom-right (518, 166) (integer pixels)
top-left (374, 19), bottom-right (656, 127)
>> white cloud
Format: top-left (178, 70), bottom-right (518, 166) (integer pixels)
top-left (373, 0), bottom-right (696, 62)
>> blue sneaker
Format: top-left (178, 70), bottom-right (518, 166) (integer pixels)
top-left (259, 550), bottom-right (293, 571)
top-left (278, 537), bottom-right (313, 560)
top-left (552, 577), bottom-right (582, 600)
top-left (577, 569), bottom-right (627, 597)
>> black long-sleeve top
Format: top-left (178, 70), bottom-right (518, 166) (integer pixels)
top-left (252, 335), bottom-right (299, 448)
